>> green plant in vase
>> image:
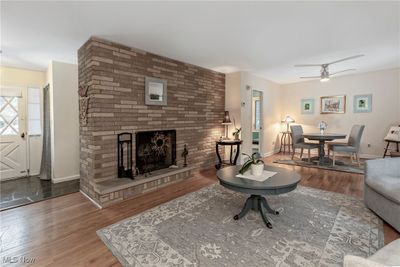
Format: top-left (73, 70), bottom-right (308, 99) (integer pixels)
top-left (232, 118), bottom-right (241, 140)
top-left (232, 127), bottom-right (241, 140)
top-left (239, 152), bottom-right (264, 175)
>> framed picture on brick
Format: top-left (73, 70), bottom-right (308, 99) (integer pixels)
top-left (145, 77), bottom-right (167, 106)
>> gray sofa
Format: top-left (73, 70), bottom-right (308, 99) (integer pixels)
top-left (364, 158), bottom-right (400, 232)
top-left (344, 239), bottom-right (400, 267)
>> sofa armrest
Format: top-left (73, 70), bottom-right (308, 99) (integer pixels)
top-left (365, 158), bottom-right (400, 179)
top-left (343, 255), bottom-right (386, 267)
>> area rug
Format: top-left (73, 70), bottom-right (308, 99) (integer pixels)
top-left (273, 159), bottom-right (364, 174)
top-left (97, 184), bottom-right (383, 267)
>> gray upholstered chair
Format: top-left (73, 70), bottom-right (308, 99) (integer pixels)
top-left (290, 125), bottom-right (318, 162)
top-left (327, 125), bottom-right (365, 166)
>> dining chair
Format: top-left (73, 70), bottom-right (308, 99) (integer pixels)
top-left (327, 125), bottom-right (365, 166)
top-left (290, 125), bottom-right (319, 162)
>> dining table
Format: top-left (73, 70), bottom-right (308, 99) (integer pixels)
top-left (302, 133), bottom-right (347, 165)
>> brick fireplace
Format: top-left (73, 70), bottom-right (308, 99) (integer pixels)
top-left (78, 37), bottom-right (225, 207)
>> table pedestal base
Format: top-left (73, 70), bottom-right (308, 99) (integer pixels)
top-left (233, 194), bottom-right (279, 229)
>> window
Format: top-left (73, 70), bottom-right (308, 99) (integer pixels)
top-left (0, 96), bottom-right (19, 135)
top-left (27, 88), bottom-right (41, 135)
top-left (254, 99), bottom-right (261, 130)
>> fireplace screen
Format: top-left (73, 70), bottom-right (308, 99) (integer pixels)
top-left (135, 130), bottom-right (176, 174)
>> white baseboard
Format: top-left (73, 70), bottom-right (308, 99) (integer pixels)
top-left (52, 174), bottom-right (80, 183)
top-left (80, 190), bottom-right (102, 209)
top-left (263, 150), bottom-right (279, 157)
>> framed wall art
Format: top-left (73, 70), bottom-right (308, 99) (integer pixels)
top-left (320, 95), bottom-right (346, 114)
top-left (301, 98), bottom-right (315, 114)
top-left (353, 94), bottom-right (372, 113)
top-left (145, 77), bottom-right (167, 106)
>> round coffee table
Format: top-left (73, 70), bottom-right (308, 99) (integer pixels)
top-left (217, 165), bottom-right (300, 228)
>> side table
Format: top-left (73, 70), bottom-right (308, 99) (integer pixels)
top-left (215, 140), bottom-right (242, 169)
top-left (279, 131), bottom-right (292, 154)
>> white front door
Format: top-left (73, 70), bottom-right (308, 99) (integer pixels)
top-left (0, 89), bottom-right (28, 181)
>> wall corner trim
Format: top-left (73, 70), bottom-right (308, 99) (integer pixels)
top-left (80, 190), bottom-right (102, 209)
top-left (52, 174), bottom-right (80, 183)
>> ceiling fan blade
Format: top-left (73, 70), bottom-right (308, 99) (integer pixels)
top-left (330, 69), bottom-right (356, 76)
top-left (294, 64), bottom-right (322, 67)
top-left (327, 55), bottom-right (364, 65)
top-left (300, 76), bottom-right (321, 79)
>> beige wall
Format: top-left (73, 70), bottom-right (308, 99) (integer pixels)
top-left (0, 66), bottom-right (46, 175)
top-left (225, 72), bottom-right (282, 162)
top-left (46, 61), bottom-right (79, 183)
top-left (241, 72), bottom-right (281, 158)
top-left (225, 72), bottom-right (242, 131)
top-left (281, 68), bottom-right (400, 157)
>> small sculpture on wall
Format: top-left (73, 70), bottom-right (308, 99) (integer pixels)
top-left (78, 83), bottom-right (90, 125)
top-left (182, 144), bottom-right (188, 167)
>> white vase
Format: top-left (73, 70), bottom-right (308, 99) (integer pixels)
top-left (251, 163), bottom-right (264, 176)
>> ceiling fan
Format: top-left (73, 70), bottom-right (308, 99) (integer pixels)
top-left (295, 54), bottom-right (364, 82)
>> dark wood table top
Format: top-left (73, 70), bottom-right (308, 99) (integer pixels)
top-left (303, 133), bottom-right (346, 141)
top-left (217, 165), bottom-right (300, 192)
top-left (216, 139), bottom-right (242, 145)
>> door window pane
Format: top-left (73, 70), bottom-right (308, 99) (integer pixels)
top-left (27, 88), bottom-right (41, 135)
top-left (0, 96), bottom-right (19, 135)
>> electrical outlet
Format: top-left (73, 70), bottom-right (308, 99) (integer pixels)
top-left (367, 143), bottom-right (371, 148)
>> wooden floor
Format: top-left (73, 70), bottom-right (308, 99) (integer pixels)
top-left (0, 153), bottom-right (398, 266)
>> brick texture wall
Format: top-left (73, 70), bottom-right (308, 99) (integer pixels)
top-left (78, 37), bottom-right (225, 199)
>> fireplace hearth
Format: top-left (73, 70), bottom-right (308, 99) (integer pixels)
top-left (135, 130), bottom-right (176, 174)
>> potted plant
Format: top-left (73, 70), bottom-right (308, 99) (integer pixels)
top-left (232, 118), bottom-right (241, 140)
top-left (232, 127), bottom-right (241, 140)
top-left (239, 152), bottom-right (264, 176)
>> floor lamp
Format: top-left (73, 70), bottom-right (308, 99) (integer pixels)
top-left (279, 115), bottom-right (295, 153)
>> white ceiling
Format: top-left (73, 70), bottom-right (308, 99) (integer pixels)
top-left (1, 1), bottom-right (399, 84)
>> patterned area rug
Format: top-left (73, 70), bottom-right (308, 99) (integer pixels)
top-left (97, 184), bottom-right (383, 267)
top-left (273, 159), bottom-right (364, 174)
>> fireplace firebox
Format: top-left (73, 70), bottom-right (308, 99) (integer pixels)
top-left (135, 130), bottom-right (176, 174)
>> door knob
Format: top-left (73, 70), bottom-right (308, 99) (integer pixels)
top-left (21, 132), bottom-right (25, 138)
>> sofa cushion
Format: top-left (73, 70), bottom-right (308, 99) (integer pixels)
top-left (366, 176), bottom-right (400, 205)
top-left (369, 239), bottom-right (400, 266)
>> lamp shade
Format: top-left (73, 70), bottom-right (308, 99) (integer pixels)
top-left (281, 115), bottom-right (295, 123)
top-left (222, 111), bottom-right (232, 124)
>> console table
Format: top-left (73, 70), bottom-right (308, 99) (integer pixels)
top-left (215, 140), bottom-right (242, 169)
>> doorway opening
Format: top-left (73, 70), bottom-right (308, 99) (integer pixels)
top-left (251, 90), bottom-right (262, 155)
top-left (0, 86), bottom-right (79, 210)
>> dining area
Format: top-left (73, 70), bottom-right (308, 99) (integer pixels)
top-left (275, 117), bottom-right (366, 173)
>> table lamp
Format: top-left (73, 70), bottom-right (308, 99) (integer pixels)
top-left (222, 111), bottom-right (232, 139)
top-left (281, 115), bottom-right (295, 132)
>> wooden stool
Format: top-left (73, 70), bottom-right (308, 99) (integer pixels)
top-left (383, 140), bottom-right (400, 158)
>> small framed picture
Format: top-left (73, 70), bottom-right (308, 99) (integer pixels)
top-left (320, 95), bottom-right (346, 114)
top-left (145, 77), bottom-right (167, 106)
top-left (301, 99), bottom-right (315, 114)
top-left (353, 94), bottom-right (372, 113)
